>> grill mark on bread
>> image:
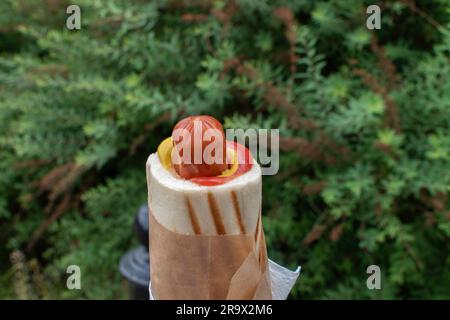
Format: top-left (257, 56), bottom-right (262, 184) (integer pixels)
top-left (258, 224), bottom-right (265, 265)
top-left (254, 213), bottom-right (261, 264)
top-left (254, 212), bottom-right (261, 242)
top-left (207, 193), bottom-right (226, 235)
top-left (231, 191), bottom-right (246, 234)
top-left (186, 196), bottom-right (202, 235)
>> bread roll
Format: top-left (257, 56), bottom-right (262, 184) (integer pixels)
top-left (146, 153), bottom-right (262, 236)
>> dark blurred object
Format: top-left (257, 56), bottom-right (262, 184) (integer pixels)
top-left (134, 205), bottom-right (149, 248)
top-left (119, 205), bottom-right (150, 300)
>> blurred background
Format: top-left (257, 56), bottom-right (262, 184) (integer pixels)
top-left (0, 0), bottom-right (449, 299)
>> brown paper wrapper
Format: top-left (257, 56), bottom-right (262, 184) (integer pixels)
top-left (149, 209), bottom-right (272, 300)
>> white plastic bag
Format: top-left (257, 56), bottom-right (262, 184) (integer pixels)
top-left (149, 259), bottom-right (300, 300)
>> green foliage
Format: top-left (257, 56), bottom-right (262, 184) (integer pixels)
top-left (0, 0), bottom-right (449, 299)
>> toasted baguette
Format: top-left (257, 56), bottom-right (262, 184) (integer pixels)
top-left (146, 153), bottom-right (261, 236)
